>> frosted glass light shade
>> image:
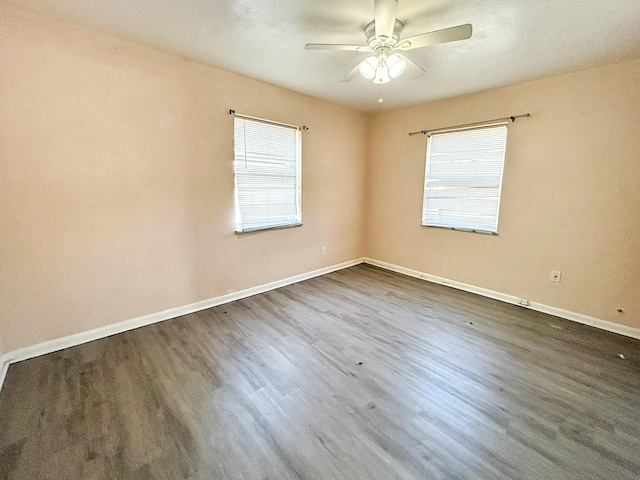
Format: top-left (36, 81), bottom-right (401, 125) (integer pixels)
top-left (358, 57), bottom-right (378, 80)
top-left (373, 64), bottom-right (391, 84)
top-left (387, 54), bottom-right (407, 78)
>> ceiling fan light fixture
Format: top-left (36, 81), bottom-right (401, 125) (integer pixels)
top-left (387, 54), bottom-right (407, 78)
top-left (305, 0), bottom-right (473, 87)
top-left (359, 56), bottom-right (378, 79)
top-left (373, 63), bottom-right (391, 84)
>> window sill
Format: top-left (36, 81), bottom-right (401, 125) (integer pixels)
top-left (235, 223), bottom-right (303, 234)
top-left (421, 224), bottom-right (497, 235)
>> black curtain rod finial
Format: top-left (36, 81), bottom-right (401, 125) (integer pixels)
top-left (229, 109), bottom-right (235, 115)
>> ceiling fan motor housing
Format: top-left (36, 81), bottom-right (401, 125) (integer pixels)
top-left (364, 19), bottom-right (404, 49)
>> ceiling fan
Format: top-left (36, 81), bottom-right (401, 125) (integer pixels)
top-left (305, 0), bottom-right (472, 84)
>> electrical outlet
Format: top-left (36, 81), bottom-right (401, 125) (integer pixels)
top-left (550, 270), bottom-right (561, 283)
top-left (321, 246), bottom-right (326, 256)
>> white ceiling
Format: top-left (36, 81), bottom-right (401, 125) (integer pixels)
top-left (7, 0), bottom-right (640, 111)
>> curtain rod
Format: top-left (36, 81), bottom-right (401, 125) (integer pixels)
top-left (408, 113), bottom-right (530, 136)
top-left (229, 110), bottom-right (309, 131)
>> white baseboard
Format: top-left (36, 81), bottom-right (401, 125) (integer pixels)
top-left (0, 258), bottom-right (365, 393)
top-left (2, 256), bottom-right (637, 394)
top-left (363, 258), bottom-right (640, 341)
top-left (0, 355), bottom-right (8, 395)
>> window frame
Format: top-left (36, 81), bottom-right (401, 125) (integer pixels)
top-left (421, 123), bottom-right (508, 234)
top-left (233, 115), bottom-right (302, 234)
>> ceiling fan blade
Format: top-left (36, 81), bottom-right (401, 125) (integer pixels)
top-left (396, 24), bottom-right (472, 51)
top-left (305, 43), bottom-right (371, 52)
top-left (340, 63), bottom-right (362, 83)
top-left (374, 0), bottom-right (398, 41)
top-left (397, 54), bottom-right (426, 79)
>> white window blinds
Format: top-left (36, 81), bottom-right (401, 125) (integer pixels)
top-left (422, 124), bottom-right (507, 233)
top-left (233, 116), bottom-right (301, 233)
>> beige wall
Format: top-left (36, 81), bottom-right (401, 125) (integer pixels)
top-left (2, 3), bottom-right (638, 356)
top-left (366, 58), bottom-right (640, 329)
top-left (0, 3), bottom-right (368, 353)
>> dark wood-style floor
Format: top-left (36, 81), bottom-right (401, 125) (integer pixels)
top-left (1, 265), bottom-right (639, 479)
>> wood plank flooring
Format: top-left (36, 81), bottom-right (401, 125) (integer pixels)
top-left (1, 264), bottom-right (639, 479)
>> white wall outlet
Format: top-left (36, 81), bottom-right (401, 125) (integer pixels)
top-left (321, 246), bottom-right (326, 256)
top-left (550, 270), bottom-right (561, 282)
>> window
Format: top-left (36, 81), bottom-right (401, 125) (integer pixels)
top-left (233, 116), bottom-right (302, 233)
top-left (422, 124), bottom-right (507, 234)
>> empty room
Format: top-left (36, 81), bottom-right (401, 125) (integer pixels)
top-left (1, 0), bottom-right (639, 478)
